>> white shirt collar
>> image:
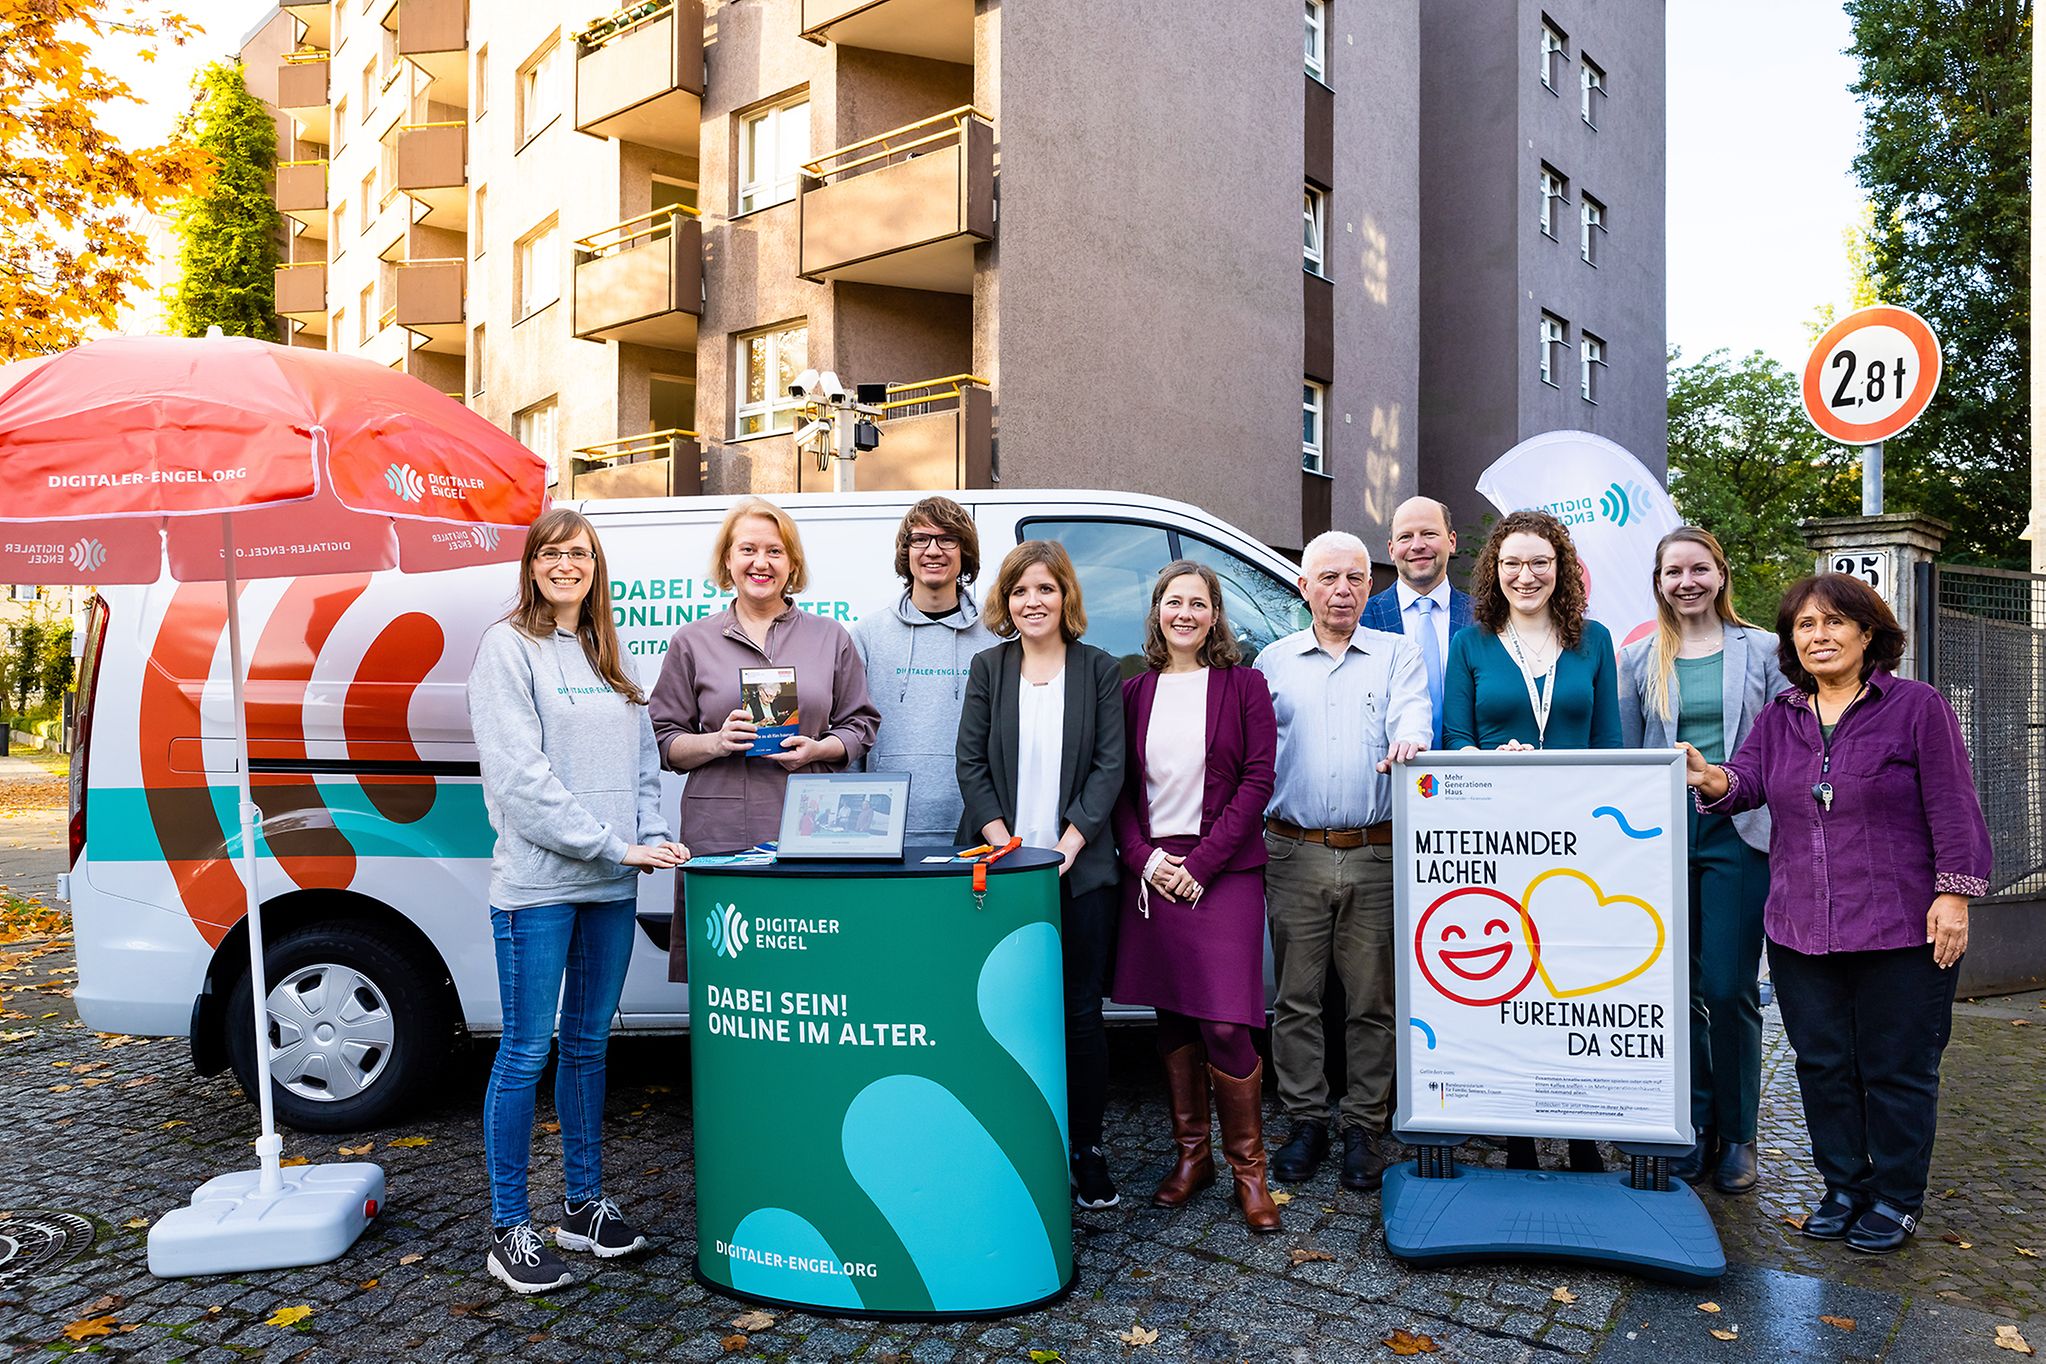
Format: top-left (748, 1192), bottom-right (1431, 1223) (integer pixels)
top-left (1396, 578), bottom-right (1452, 613)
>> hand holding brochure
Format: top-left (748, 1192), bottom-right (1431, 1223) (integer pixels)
top-left (740, 666), bottom-right (799, 757)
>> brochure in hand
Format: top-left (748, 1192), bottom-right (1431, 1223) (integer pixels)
top-left (740, 666), bottom-right (799, 757)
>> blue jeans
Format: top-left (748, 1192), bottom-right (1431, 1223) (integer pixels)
top-left (483, 898), bottom-right (636, 1228)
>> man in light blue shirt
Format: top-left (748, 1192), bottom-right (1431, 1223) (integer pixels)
top-left (1255, 530), bottom-right (1430, 1192)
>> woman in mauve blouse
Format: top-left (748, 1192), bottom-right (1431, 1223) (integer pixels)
top-left (1683, 574), bottom-right (1990, 1256)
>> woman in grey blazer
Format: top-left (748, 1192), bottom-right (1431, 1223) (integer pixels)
top-left (957, 540), bottom-right (1126, 1209)
top-left (1620, 527), bottom-right (1787, 1195)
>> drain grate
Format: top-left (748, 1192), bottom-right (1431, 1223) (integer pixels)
top-left (0, 1211), bottom-right (97, 1289)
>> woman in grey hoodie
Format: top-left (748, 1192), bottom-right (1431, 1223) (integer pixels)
top-left (469, 509), bottom-right (690, 1295)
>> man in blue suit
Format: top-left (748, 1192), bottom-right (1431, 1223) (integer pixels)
top-left (1362, 497), bottom-right (1473, 747)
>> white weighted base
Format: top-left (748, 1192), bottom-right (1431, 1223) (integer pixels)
top-left (147, 1162), bottom-right (385, 1278)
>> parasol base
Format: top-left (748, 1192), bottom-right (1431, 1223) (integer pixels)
top-left (147, 1162), bottom-right (384, 1278)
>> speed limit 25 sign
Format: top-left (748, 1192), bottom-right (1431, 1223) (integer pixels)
top-left (1802, 304), bottom-right (1942, 445)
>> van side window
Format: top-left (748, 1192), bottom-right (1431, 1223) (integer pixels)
top-left (1019, 519), bottom-right (1307, 675)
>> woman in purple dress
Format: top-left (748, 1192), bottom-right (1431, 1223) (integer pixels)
top-left (1111, 560), bottom-right (1280, 1232)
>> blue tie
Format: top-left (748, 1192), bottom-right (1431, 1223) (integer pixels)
top-left (1415, 596), bottom-right (1444, 747)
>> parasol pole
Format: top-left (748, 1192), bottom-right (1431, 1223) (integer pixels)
top-left (221, 515), bottom-right (284, 1195)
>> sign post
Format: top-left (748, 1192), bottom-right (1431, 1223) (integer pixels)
top-left (1380, 751), bottom-right (1725, 1283)
top-left (1800, 304), bottom-right (1944, 515)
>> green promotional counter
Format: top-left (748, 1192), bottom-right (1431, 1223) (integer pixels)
top-left (683, 845), bottom-right (1074, 1319)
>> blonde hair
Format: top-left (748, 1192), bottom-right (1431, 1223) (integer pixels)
top-left (709, 497), bottom-right (808, 597)
top-left (1647, 526), bottom-right (1755, 723)
top-left (506, 509), bottom-right (643, 705)
top-left (983, 540), bottom-right (1087, 641)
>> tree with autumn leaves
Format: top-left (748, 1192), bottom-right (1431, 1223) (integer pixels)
top-left (0, 0), bottom-right (212, 359)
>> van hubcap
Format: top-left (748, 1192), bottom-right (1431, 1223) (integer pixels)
top-left (265, 963), bottom-right (395, 1102)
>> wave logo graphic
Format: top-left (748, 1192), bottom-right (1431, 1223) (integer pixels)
top-left (705, 901), bottom-right (749, 959)
top-left (68, 538), bottom-right (107, 573)
top-left (468, 524), bottom-right (500, 552)
top-left (385, 463), bottom-right (426, 504)
top-left (1592, 805), bottom-right (1662, 839)
top-left (1415, 774), bottom-right (1437, 799)
top-left (1597, 479), bottom-right (1652, 527)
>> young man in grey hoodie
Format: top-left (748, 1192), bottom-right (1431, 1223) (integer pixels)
top-left (852, 496), bottom-right (999, 843)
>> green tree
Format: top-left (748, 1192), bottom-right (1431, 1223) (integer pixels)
top-left (1666, 348), bottom-right (1861, 623)
top-left (37, 620), bottom-right (74, 702)
top-left (10, 620), bottom-right (43, 714)
top-left (165, 61), bottom-right (280, 339)
top-left (1845, 0), bottom-right (2031, 564)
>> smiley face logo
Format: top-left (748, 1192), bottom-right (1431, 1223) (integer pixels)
top-left (1414, 886), bottom-right (1541, 1007)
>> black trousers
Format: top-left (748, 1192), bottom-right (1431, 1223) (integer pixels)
top-left (1060, 881), bottom-right (1116, 1154)
top-left (1768, 940), bottom-right (1959, 1215)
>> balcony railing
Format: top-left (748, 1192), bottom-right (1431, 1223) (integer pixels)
top-left (800, 0), bottom-right (972, 65)
top-left (574, 0), bottom-right (703, 154)
top-left (274, 261), bottom-right (328, 319)
top-left (280, 0), bottom-right (331, 50)
top-left (394, 257), bottom-right (466, 352)
top-left (275, 159), bottom-right (329, 235)
top-left (798, 107), bottom-right (993, 294)
top-left (572, 203), bottom-right (702, 351)
top-left (396, 121), bottom-right (467, 228)
top-left (277, 53), bottom-right (331, 143)
top-left (398, 0), bottom-right (468, 104)
top-left (798, 374), bottom-right (991, 492)
top-left (569, 429), bottom-right (703, 499)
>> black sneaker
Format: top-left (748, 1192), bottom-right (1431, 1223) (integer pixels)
top-left (1071, 1146), bottom-right (1120, 1210)
top-left (555, 1196), bottom-right (649, 1258)
top-left (487, 1222), bottom-right (574, 1294)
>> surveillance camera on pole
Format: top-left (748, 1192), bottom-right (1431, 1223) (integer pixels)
top-left (789, 371), bottom-right (889, 492)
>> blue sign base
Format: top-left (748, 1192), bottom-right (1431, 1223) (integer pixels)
top-left (1381, 1163), bottom-right (1726, 1284)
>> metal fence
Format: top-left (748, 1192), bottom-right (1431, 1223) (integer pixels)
top-left (1926, 563), bottom-right (2046, 899)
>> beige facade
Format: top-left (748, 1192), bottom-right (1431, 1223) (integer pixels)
top-left (244, 0), bottom-right (1611, 556)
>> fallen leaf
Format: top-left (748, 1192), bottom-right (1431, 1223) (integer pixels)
top-left (398, 1253), bottom-right (425, 1265)
top-left (1995, 1324), bottom-right (2035, 1355)
top-left (206, 1306), bottom-right (222, 1314)
top-left (79, 1294), bottom-right (123, 1315)
top-left (1119, 1323), bottom-right (1160, 1347)
top-left (278, 1156), bottom-right (309, 1168)
top-left (264, 1305), bottom-right (313, 1328)
top-left (1780, 1213), bottom-right (1809, 1231)
top-left (338, 1143), bottom-right (374, 1156)
top-left (1710, 1327), bottom-right (1739, 1341)
top-left (1942, 1232), bottom-right (1975, 1248)
top-left (1698, 1302), bottom-right (1722, 1313)
top-left (1380, 1328), bottom-right (1442, 1355)
top-left (1820, 1315), bottom-right (1857, 1331)
top-left (721, 1336), bottom-right (747, 1353)
top-left (1290, 1247), bottom-right (1336, 1265)
top-left (1552, 1285), bottom-right (1577, 1304)
top-left (448, 1301), bottom-right (492, 1318)
top-left (526, 1332), bottom-right (549, 1343)
top-left (2015, 1019), bottom-right (2031, 1027)
top-left (1270, 1190), bottom-right (1293, 1205)
top-left (538, 1120), bottom-right (561, 1134)
top-left (161, 1120), bottom-right (187, 1129)
top-left (1028, 1352), bottom-right (1064, 1363)
top-left (1129, 1267), bottom-right (1152, 1279)
top-left (1763, 1147), bottom-right (1785, 1157)
top-left (48, 1084), bottom-right (70, 1092)
top-left (387, 1136), bottom-right (432, 1148)
top-left (123, 1217), bottom-right (149, 1229)
top-left (2022, 1248), bottom-right (2042, 1259)
top-left (730, 1310), bottom-right (775, 1332)
top-left (61, 1315), bottom-right (118, 1341)
top-left (358, 1278), bottom-right (379, 1290)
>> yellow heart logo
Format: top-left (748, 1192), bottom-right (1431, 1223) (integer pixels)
top-left (1520, 867), bottom-right (1666, 999)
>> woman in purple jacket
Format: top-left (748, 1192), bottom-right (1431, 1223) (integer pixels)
top-left (1111, 561), bottom-right (1280, 1232)
top-left (1681, 574), bottom-right (1990, 1255)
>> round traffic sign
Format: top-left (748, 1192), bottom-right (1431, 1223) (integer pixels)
top-left (1801, 304), bottom-right (1941, 445)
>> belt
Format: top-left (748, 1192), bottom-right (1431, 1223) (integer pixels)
top-left (1265, 816), bottom-right (1392, 849)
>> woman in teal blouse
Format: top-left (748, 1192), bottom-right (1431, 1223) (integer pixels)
top-left (1442, 508), bottom-right (1619, 1173)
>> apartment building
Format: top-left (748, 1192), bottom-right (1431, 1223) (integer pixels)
top-left (1417, 0), bottom-right (1668, 546)
top-left (246, 0), bottom-right (1654, 559)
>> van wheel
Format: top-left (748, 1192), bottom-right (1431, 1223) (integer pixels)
top-left (222, 920), bottom-right (456, 1133)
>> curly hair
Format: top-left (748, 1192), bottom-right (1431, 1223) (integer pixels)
top-left (1469, 509), bottom-right (1588, 651)
top-left (1140, 560), bottom-right (1244, 670)
top-left (1774, 573), bottom-right (1907, 692)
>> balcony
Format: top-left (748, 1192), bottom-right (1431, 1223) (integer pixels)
top-left (796, 375), bottom-right (990, 492)
top-left (574, 0), bottom-right (704, 154)
top-left (572, 204), bottom-right (701, 351)
top-left (275, 159), bottom-right (328, 238)
top-left (398, 0), bottom-right (468, 104)
top-left (393, 258), bottom-right (465, 353)
top-left (281, 0), bottom-right (330, 49)
top-left (800, 0), bottom-right (972, 64)
top-left (277, 51), bottom-right (330, 144)
top-left (396, 121), bottom-right (467, 228)
top-left (274, 262), bottom-right (328, 332)
top-left (569, 430), bottom-right (702, 499)
top-left (798, 107), bottom-right (993, 294)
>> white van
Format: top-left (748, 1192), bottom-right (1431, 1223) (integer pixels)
top-left (63, 489), bottom-right (1309, 1130)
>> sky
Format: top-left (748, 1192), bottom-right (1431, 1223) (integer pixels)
top-left (113, 0), bottom-right (1869, 377)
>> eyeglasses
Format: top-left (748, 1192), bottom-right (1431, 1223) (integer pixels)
top-left (907, 533), bottom-right (961, 551)
top-left (536, 547), bottom-right (594, 564)
top-left (1499, 557), bottom-right (1556, 576)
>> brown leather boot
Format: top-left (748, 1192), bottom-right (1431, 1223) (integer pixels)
top-left (1152, 1044), bottom-right (1216, 1206)
top-left (1209, 1060), bottom-right (1282, 1233)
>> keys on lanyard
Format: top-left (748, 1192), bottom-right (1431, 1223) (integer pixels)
top-left (1812, 780), bottom-right (1834, 812)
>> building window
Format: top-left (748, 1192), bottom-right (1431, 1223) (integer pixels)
top-left (359, 170), bottom-right (375, 231)
top-left (516, 398), bottom-right (559, 477)
top-left (1540, 18), bottom-right (1567, 91)
top-left (474, 45), bottom-right (488, 119)
top-left (1303, 186), bottom-right (1327, 277)
top-left (1539, 164), bottom-right (1567, 238)
top-left (1581, 332), bottom-right (1606, 403)
top-left (331, 202), bottom-right (347, 255)
top-left (358, 284), bottom-right (374, 344)
top-left (473, 186), bottom-right (486, 257)
top-left (1302, 381), bottom-right (1326, 475)
top-left (332, 97), bottom-right (348, 151)
top-left (470, 325), bottom-right (486, 397)
top-left (1581, 57), bottom-right (1606, 128)
top-left (1580, 193), bottom-right (1606, 266)
top-left (734, 323), bottom-right (809, 436)
top-left (378, 136), bottom-right (398, 209)
top-left (515, 217), bottom-right (561, 319)
top-left (379, 21), bottom-right (400, 88)
top-left (517, 37), bottom-right (562, 148)
top-left (1539, 312), bottom-right (1566, 387)
top-left (738, 96), bottom-right (810, 215)
top-left (1305, 0), bottom-right (1327, 82)
top-left (360, 57), bottom-right (375, 108)
top-left (330, 309), bottom-right (343, 348)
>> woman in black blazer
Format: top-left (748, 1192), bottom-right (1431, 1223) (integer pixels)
top-left (957, 540), bottom-right (1126, 1210)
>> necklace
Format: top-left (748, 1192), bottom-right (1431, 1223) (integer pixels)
top-left (1506, 620), bottom-right (1556, 671)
